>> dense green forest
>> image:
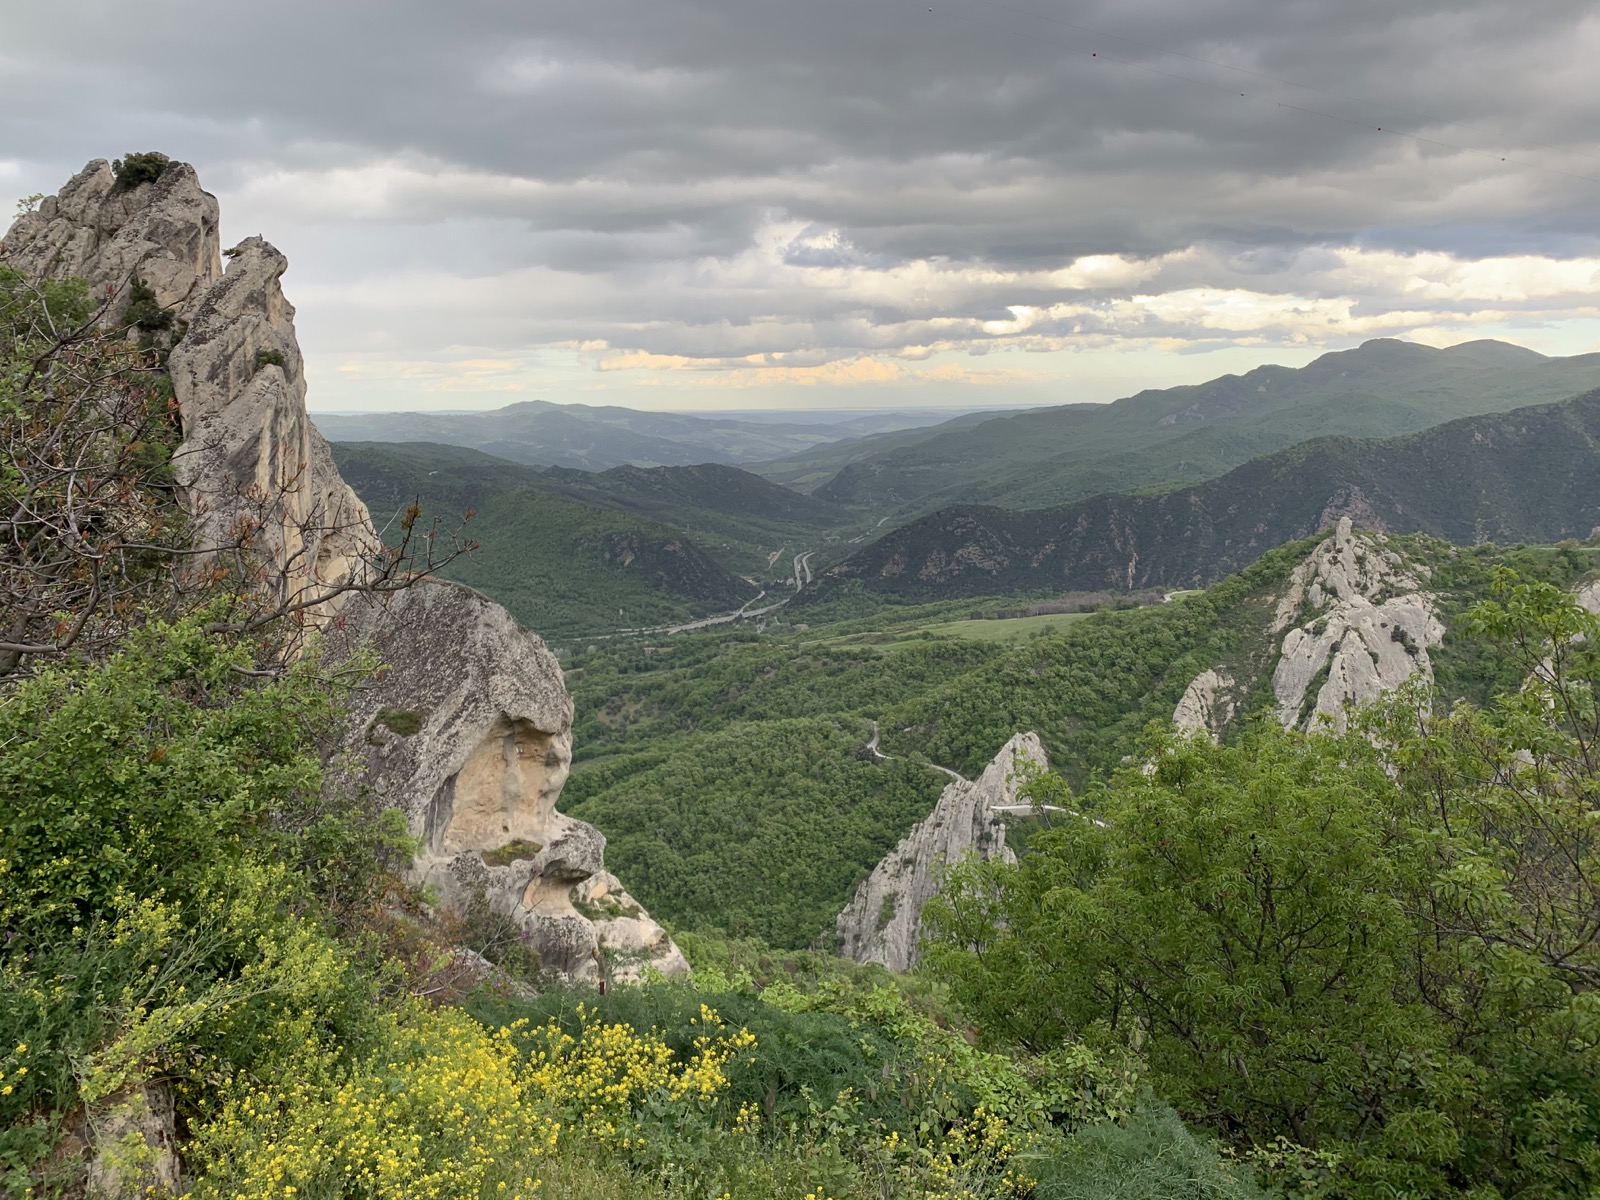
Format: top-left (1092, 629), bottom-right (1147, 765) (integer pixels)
top-left (559, 536), bottom-right (1600, 950)
top-left (924, 573), bottom-right (1600, 1195)
top-left (9, 252), bottom-right (1600, 1199)
top-left (333, 442), bottom-right (773, 639)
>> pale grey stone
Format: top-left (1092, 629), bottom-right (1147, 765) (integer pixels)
top-left (166, 234), bottom-right (377, 610)
top-left (4, 157), bottom-right (687, 987)
top-left (836, 733), bottom-right (1045, 971)
top-left (1270, 517), bottom-right (1443, 731)
top-left (2, 158), bottom-right (220, 318)
top-left (1172, 668), bottom-right (1237, 740)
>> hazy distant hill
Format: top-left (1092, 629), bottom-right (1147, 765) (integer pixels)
top-left (313, 401), bottom-right (964, 471)
top-left (746, 408), bottom-right (1028, 491)
top-left (801, 339), bottom-right (1600, 514)
top-left (804, 387), bottom-right (1600, 603)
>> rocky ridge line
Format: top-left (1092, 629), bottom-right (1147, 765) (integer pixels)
top-left (1173, 518), bottom-right (1444, 737)
top-left (836, 733), bottom-right (1046, 971)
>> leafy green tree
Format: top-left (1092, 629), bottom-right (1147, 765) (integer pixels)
top-left (927, 572), bottom-right (1600, 1196)
top-left (925, 726), bottom-right (1430, 1149)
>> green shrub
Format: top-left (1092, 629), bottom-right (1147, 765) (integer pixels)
top-left (110, 152), bottom-right (170, 189)
top-left (121, 276), bottom-right (172, 333)
top-left (1026, 1107), bottom-right (1263, 1200)
top-left (370, 705), bottom-right (423, 737)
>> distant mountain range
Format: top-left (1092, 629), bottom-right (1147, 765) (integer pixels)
top-left (764, 339), bottom-right (1600, 516)
top-left (802, 387), bottom-right (1600, 604)
top-left (313, 401), bottom-right (977, 471)
top-left (324, 339), bottom-right (1600, 637)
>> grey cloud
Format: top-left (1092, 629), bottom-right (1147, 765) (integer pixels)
top-left (5, 0), bottom-right (1599, 383)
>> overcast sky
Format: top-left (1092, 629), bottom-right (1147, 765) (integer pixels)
top-left (5, 0), bottom-right (1599, 412)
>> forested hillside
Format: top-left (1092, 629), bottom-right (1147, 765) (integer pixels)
top-left (808, 387), bottom-right (1600, 604)
top-left (797, 338), bottom-right (1600, 514)
top-left (13, 235), bottom-right (1600, 1196)
top-left (557, 534), bottom-right (1600, 955)
top-left (332, 442), bottom-right (817, 638)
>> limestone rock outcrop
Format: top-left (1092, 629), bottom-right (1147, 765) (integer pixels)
top-left (2, 159), bottom-right (374, 614)
top-left (325, 582), bottom-right (687, 982)
top-left (1170, 519), bottom-right (1444, 739)
top-left (836, 733), bottom-right (1045, 971)
top-left (1172, 668), bottom-right (1237, 740)
top-left (166, 234), bottom-right (376, 609)
top-left (3, 159), bottom-right (220, 317)
top-left (2, 157), bottom-right (686, 986)
top-left (1269, 517), bottom-right (1443, 731)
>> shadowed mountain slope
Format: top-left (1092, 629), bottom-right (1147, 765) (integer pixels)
top-left (804, 387), bottom-right (1600, 603)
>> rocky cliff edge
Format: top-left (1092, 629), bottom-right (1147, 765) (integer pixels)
top-left (1, 159), bottom-right (686, 986)
top-left (836, 732), bottom-right (1046, 971)
top-left (1173, 517), bottom-right (1444, 737)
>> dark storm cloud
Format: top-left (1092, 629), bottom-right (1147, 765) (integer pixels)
top-left (4, 0), bottom-right (1599, 404)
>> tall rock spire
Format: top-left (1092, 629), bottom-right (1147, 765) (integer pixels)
top-left (2, 156), bottom-right (687, 986)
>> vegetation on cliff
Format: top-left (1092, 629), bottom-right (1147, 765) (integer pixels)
top-left (926, 573), bottom-right (1600, 1196)
top-left (10, 241), bottom-right (1600, 1199)
top-left (1, 259), bottom-right (1260, 1199)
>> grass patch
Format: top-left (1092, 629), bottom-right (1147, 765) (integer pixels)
top-left (919, 612), bottom-right (1096, 642)
top-left (481, 838), bottom-right (544, 868)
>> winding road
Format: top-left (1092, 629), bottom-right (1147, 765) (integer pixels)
top-left (865, 721), bottom-right (967, 784)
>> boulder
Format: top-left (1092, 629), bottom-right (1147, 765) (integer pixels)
top-left (324, 581), bottom-right (650, 980)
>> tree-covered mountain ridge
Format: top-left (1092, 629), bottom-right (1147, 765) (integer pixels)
top-left (330, 441), bottom-right (859, 640)
top-left (784, 337), bottom-right (1600, 516)
top-left (313, 398), bottom-right (971, 471)
top-left (805, 386), bottom-right (1600, 604)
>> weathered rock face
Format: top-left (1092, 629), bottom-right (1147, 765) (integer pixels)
top-left (86, 1082), bottom-right (181, 1199)
top-left (836, 733), bottom-right (1045, 971)
top-left (1171, 519), bottom-right (1443, 737)
top-left (1269, 517), bottom-right (1443, 731)
top-left (2, 158), bottom-right (685, 988)
top-left (2, 160), bottom-right (374, 614)
top-left (325, 582), bottom-right (687, 982)
top-left (3, 159), bottom-right (221, 317)
top-left (167, 234), bottom-right (376, 611)
top-left (1172, 668), bottom-right (1237, 740)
